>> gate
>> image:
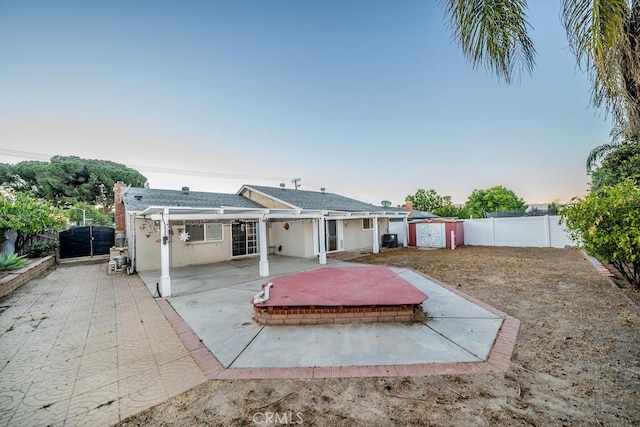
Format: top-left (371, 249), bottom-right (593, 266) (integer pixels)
top-left (59, 226), bottom-right (115, 259)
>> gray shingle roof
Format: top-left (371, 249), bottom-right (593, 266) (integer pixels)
top-left (243, 185), bottom-right (390, 212)
top-left (122, 187), bottom-right (264, 212)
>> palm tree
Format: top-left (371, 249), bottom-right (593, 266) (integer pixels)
top-left (444, 1), bottom-right (640, 134)
top-left (585, 124), bottom-right (639, 172)
top-left (563, 1), bottom-right (640, 136)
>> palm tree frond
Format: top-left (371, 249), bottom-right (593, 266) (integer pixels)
top-left (586, 142), bottom-right (621, 172)
top-left (445, 0), bottom-right (536, 84)
top-left (562, 0), bottom-right (640, 131)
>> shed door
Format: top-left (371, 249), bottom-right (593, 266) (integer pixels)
top-left (416, 223), bottom-right (446, 248)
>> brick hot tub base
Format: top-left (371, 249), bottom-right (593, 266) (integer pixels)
top-left (252, 266), bottom-right (429, 326)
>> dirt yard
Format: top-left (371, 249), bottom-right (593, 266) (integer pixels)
top-left (121, 246), bottom-right (640, 426)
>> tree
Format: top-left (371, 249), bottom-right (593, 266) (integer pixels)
top-left (590, 139), bottom-right (640, 191)
top-left (0, 192), bottom-right (68, 255)
top-left (562, 179), bottom-right (640, 287)
top-left (433, 203), bottom-right (471, 219)
top-left (405, 189), bottom-right (453, 213)
top-left (586, 125), bottom-right (639, 172)
top-left (68, 203), bottom-right (114, 226)
top-left (444, 0), bottom-right (536, 84)
top-left (3, 156), bottom-right (147, 213)
top-left (0, 163), bottom-right (11, 184)
top-left (464, 185), bottom-right (527, 218)
top-left (445, 1), bottom-right (640, 134)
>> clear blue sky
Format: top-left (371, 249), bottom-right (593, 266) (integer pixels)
top-left (0, 0), bottom-right (612, 205)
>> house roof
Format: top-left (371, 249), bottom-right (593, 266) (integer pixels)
top-left (241, 185), bottom-right (393, 212)
top-left (122, 187), bottom-right (264, 212)
top-left (411, 209), bottom-right (440, 220)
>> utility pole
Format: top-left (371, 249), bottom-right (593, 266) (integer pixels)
top-left (291, 178), bottom-right (301, 190)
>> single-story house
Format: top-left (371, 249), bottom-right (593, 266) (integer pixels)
top-left (114, 183), bottom-right (409, 296)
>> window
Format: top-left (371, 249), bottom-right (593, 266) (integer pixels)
top-left (362, 218), bottom-right (373, 230)
top-left (206, 223), bottom-right (223, 241)
top-left (184, 221), bottom-right (223, 243)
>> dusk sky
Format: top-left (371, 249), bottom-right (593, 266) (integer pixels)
top-left (0, 1), bottom-right (612, 206)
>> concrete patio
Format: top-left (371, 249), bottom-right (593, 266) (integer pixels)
top-left (138, 255), bottom-right (517, 371)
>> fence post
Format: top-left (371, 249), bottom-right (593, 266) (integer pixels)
top-left (544, 215), bottom-right (551, 247)
top-left (491, 217), bottom-right (496, 246)
top-left (451, 230), bottom-right (455, 250)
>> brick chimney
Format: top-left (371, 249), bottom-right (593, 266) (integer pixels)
top-left (405, 201), bottom-right (414, 218)
top-left (114, 181), bottom-right (127, 237)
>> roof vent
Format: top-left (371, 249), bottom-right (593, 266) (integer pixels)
top-left (134, 195), bottom-right (143, 201)
top-left (181, 186), bottom-right (190, 195)
top-left (320, 187), bottom-right (326, 194)
top-left (279, 183), bottom-right (286, 189)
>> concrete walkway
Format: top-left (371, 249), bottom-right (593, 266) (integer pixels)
top-left (0, 263), bottom-right (206, 426)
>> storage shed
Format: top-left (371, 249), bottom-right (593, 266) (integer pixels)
top-left (408, 219), bottom-right (464, 249)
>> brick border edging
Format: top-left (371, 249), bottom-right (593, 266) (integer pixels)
top-left (0, 255), bottom-right (56, 300)
top-left (156, 269), bottom-right (520, 380)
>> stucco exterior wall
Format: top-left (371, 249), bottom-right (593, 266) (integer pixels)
top-left (269, 220), bottom-right (315, 258)
top-left (133, 218), bottom-right (235, 271)
top-left (240, 188), bottom-right (291, 209)
top-left (169, 223), bottom-right (231, 267)
top-left (133, 218), bottom-right (161, 271)
top-left (342, 218), bottom-right (389, 251)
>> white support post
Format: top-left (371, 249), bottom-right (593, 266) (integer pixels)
top-left (318, 217), bottom-right (327, 264)
top-left (403, 216), bottom-right (409, 247)
top-left (372, 216), bottom-right (380, 253)
top-left (451, 230), bottom-right (456, 250)
top-left (159, 208), bottom-right (171, 297)
top-left (258, 216), bottom-right (269, 277)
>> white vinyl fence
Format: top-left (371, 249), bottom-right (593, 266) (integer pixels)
top-left (388, 220), bottom-right (407, 246)
top-left (463, 215), bottom-right (574, 248)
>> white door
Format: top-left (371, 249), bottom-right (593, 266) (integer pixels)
top-left (324, 219), bottom-right (344, 252)
top-left (417, 223), bottom-right (446, 248)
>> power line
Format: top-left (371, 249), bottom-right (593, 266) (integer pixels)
top-left (0, 148), bottom-right (52, 161)
top-left (0, 148), bottom-right (292, 182)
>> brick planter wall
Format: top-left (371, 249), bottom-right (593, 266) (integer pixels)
top-left (0, 256), bottom-right (56, 300)
top-left (254, 304), bottom-right (425, 325)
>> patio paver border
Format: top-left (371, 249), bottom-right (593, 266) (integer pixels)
top-left (157, 269), bottom-right (520, 380)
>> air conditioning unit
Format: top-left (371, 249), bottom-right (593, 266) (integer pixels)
top-left (382, 234), bottom-right (398, 248)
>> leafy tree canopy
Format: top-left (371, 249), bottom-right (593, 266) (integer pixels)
top-left (405, 188), bottom-right (471, 218)
top-left (3, 156), bottom-right (147, 213)
top-left (464, 186), bottom-right (527, 218)
top-left (0, 192), bottom-right (68, 254)
top-left (562, 179), bottom-right (640, 288)
top-left (68, 202), bottom-right (114, 227)
top-left (0, 163), bottom-right (12, 184)
top-left (590, 141), bottom-right (640, 192)
top-left (405, 189), bottom-right (453, 213)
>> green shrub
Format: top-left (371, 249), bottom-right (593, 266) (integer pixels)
top-left (0, 253), bottom-right (28, 271)
top-left (24, 240), bottom-right (59, 258)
